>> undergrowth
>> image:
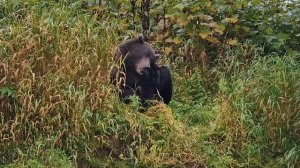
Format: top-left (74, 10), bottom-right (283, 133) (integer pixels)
top-left (1, 1), bottom-right (299, 167)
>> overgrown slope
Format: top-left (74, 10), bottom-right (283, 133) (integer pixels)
top-left (1, 1), bottom-right (299, 167)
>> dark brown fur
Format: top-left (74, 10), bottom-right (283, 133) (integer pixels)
top-left (110, 35), bottom-right (172, 108)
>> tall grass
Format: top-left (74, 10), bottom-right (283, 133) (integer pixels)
top-left (1, 0), bottom-right (300, 167)
top-left (1, 0), bottom-right (118, 166)
top-left (170, 45), bottom-right (300, 167)
top-left (1, 1), bottom-right (203, 167)
top-left (218, 52), bottom-right (300, 167)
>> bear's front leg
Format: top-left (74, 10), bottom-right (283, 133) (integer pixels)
top-left (138, 67), bottom-right (157, 107)
top-left (156, 66), bottom-right (173, 104)
top-left (119, 86), bottom-right (137, 104)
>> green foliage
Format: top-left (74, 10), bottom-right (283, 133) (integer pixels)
top-left (0, 86), bottom-right (16, 98)
top-left (86, 0), bottom-right (300, 60)
top-left (170, 70), bottom-right (215, 126)
top-left (238, 0), bottom-right (300, 54)
top-left (6, 148), bottom-right (74, 168)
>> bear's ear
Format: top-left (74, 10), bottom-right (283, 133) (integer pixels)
top-left (137, 34), bottom-right (144, 43)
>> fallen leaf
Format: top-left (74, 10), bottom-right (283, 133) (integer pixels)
top-left (173, 37), bottom-right (182, 44)
top-left (206, 36), bottom-right (220, 44)
top-left (223, 17), bottom-right (238, 24)
top-left (164, 47), bottom-right (173, 56)
top-left (215, 24), bottom-right (225, 35)
top-left (209, 21), bottom-right (217, 28)
top-left (227, 39), bottom-right (238, 45)
top-left (176, 17), bottom-right (188, 27)
top-left (199, 33), bottom-right (209, 39)
top-left (166, 38), bottom-right (173, 43)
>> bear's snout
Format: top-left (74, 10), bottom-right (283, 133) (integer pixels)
top-left (136, 57), bottom-right (150, 75)
top-left (140, 67), bottom-right (152, 78)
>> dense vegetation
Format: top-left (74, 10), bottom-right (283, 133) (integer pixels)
top-left (1, 0), bottom-right (299, 167)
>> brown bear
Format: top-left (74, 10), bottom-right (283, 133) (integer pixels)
top-left (110, 35), bottom-right (172, 108)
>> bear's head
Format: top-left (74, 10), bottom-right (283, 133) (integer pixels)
top-left (115, 35), bottom-right (160, 75)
